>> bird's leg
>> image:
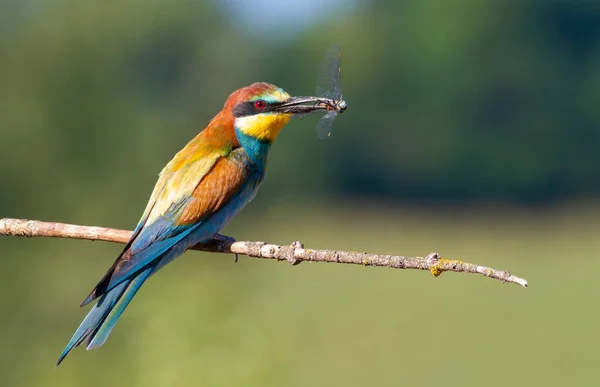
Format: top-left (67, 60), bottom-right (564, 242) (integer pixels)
top-left (201, 233), bottom-right (239, 262)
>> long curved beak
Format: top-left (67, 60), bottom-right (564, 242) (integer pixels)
top-left (275, 96), bottom-right (330, 115)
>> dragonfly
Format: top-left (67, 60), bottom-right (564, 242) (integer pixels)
top-left (280, 45), bottom-right (347, 138)
top-left (315, 44), bottom-right (347, 139)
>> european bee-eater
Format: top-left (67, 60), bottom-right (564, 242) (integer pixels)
top-left (57, 82), bottom-right (340, 365)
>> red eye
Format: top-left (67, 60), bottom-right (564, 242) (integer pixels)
top-left (254, 100), bottom-right (266, 110)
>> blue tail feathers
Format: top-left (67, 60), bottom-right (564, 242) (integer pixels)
top-left (56, 267), bottom-right (153, 365)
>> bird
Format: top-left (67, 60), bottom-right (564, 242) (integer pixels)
top-left (57, 82), bottom-right (334, 365)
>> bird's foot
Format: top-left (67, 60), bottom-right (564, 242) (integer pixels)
top-left (204, 234), bottom-right (239, 262)
top-left (212, 233), bottom-right (236, 245)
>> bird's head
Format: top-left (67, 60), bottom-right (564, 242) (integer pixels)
top-left (226, 82), bottom-right (330, 143)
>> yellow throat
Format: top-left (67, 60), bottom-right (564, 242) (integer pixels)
top-left (235, 113), bottom-right (292, 142)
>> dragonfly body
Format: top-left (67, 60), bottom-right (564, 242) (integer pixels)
top-left (318, 98), bottom-right (347, 113)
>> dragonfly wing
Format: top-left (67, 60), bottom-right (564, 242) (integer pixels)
top-left (329, 46), bottom-right (342, 100)
top-left (316, 44), bottom-right (341, 99)
top-left (316, 111), bottom-right (337, 140)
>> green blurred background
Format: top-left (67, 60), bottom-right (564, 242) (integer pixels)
top-left (1, 0), bottom-right (599, 386)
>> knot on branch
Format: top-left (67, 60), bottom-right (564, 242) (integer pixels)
top-left (287, 241), bottom-right (305, 266)
top-left (426, 252), bottom-right (442, 277)
top-left (427, 253), bottom-right (469, 278)
top-left (267, 241), bottom-right (305, 265)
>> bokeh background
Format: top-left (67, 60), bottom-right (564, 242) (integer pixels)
top-left (1, 0), bottom-right (599, 386)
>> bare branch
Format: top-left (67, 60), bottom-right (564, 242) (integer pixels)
top-left (0, 217), bottom-right (528, 288)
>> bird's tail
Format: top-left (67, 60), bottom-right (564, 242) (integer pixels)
top-left (57, 266), bottom-right (153, 365)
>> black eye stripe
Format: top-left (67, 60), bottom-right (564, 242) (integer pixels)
top-left (232, 101), bottom-right (279, 117)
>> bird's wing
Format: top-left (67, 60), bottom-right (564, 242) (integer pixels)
top-left (81, 147), bottom-right (250, 306)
